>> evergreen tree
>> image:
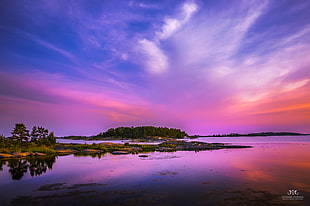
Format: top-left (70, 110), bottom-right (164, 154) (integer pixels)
top-left (0, 134), bottom-right (5, 147)
top-left (31, 126), bottom-right (49, 142)
top-left (47, 132), bottom-right (56, 145)
top-left (31, 126), bottom-right (38, 141)
top-left (10, 123), bottom-right (30, 142)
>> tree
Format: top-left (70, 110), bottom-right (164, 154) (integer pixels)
top-left (46, 132), bottom-right (56, 145)
top-left (30, 126), bottom-right (56, 146)
top-left (0, 134), bottom-right (6, 147)
top-left (31, 126), bottom-right (38, 141)
top-left (10, 123), bottom-right (30, 142)
top-left (31, 126), bottom-right (49, 142)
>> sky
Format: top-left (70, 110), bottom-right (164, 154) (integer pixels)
top-left (0, 0), bottom-right (310, 136)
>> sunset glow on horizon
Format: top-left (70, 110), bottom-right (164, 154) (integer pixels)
top-left (1, 0), bottom-right (310, 136)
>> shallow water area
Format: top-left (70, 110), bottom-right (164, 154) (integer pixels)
top-left (1, 136), bottom-right (309, 205)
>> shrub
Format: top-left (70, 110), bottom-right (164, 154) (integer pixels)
top-left (26, 147), bottom-right (56, 154)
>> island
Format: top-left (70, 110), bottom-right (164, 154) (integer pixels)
top-left (0, 124), bottom-right (251, 159)
top-left (61, 126), bottom-right (188, 141)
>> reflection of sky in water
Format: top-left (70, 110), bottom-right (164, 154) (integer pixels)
top-left (57, 135), bottom-right (310, 145)
top-left (1, 138), bottom-right (310, 205)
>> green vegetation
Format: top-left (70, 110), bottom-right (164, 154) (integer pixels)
top-left (0, 124), bottom-right (252, 160)
top-left (62, 135), bottom-right (89, 140)
top-left (0, 123), bottom-right (57, 153)
top-left (10, 123), bottom-right (30, 142)
top-left (25, 147), bottom-right (56, 154)
top-left (31, 126), bottom-right (56, 145)
top-left (59, 143), bottom-right (108, 153)
top-left (96, 126), bottom-right (188, 139)
top-left (0, 134), bottom-right (6, 148)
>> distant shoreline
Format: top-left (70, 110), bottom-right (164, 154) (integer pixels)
top-left (58, 131), bottom-right (310, 140)
top-left (193, 132), bottom-right (310, 138)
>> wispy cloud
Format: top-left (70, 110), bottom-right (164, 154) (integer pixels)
top-left (156, 2), bottom-right (198, 40)
top-left (137, 1), bottom-right (198, 74)
top-left (157, 18), bottom-right (182, 40)
top-left (138, 39), bottom-right (168, 74)
top-left (0, 71), bottom-right (156, 135)
top-left (182, 2), bottom-right (198, 22)
top-left (21, 31), bottom-right (76, 61)
top-left (1, 0), bottom-right (310, 135)
top-left (129, 1), bottom-right (160, 9)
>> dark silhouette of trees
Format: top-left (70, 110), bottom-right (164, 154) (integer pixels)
top-left (31, 126), bottom-right (48, 141)
top-left (47, 132), bottom-right (56, 145)
top-left (0, 159), bottom-right (5, 171)
top-left (5, 156), bottom-right (56, 180)
top-left (0, 134), bottom-right (5, 147)
top-left (97, 126), bottom-right (188, 139)
top-left (28, 156), bottom-right (56, 177)
top-left (10, 123), bottom-right (30, 143)
top-left (1, 124), bottom-right (56, 147)
top-left (30, 126), bottom-right (56, 145)
top-left (8, 159), bottom-right (29, 180)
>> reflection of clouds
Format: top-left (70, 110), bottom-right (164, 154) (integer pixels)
top-left (288, 161), bottom-right (310, 169)
top-left (77, 145), bottom-right (310, 194)
top-left (240, 170), bottom-right (275, 182)
top-left (56, 154), bottom-right (161, 183)
top-left (2, 143), bottom-right (306, 198)
top-left (141, 153), bottom-right (181, 160)
top-left (294, 182), bottom-right (310, 192)
top-left (221, 143), bottom-right (310, 193)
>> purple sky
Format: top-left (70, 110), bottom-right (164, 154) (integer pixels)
top-left (1, 0), bottom-right (310, 136)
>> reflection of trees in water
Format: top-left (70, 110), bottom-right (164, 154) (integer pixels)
top-left (4, 156), bottom-right (56, 180)
top-left (0, 159), bottom-right (6, 171)
top-left (28, 156), bottom-right (56, 177)
top-left (8, 159), bottom-right (29, 180)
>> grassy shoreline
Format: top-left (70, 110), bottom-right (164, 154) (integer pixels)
top-left (0, 140), bottom-right (252, 159)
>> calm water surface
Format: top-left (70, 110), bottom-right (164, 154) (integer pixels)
top-left (0, 136), bottom-right (309, 206)
top-left (56, 138), bottom-right (163, 145)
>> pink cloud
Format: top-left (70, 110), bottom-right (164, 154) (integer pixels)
top-left (0, 71), bottom-right (156, 136)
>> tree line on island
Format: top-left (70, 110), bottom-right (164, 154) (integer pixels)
top-left (96, 126), bottom-right (188, 139)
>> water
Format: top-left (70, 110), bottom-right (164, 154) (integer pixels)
top-left (1, 136), bottom-right (309, 206)
top-left (56, 138), bottom-right (164, 145)
top-left (57, 135), bottom-right (310, 145)
top-left (188, 135), bottom-right (310, 144)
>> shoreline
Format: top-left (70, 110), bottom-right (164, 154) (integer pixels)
top-left (0, 140), bottom-right (252, 159)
